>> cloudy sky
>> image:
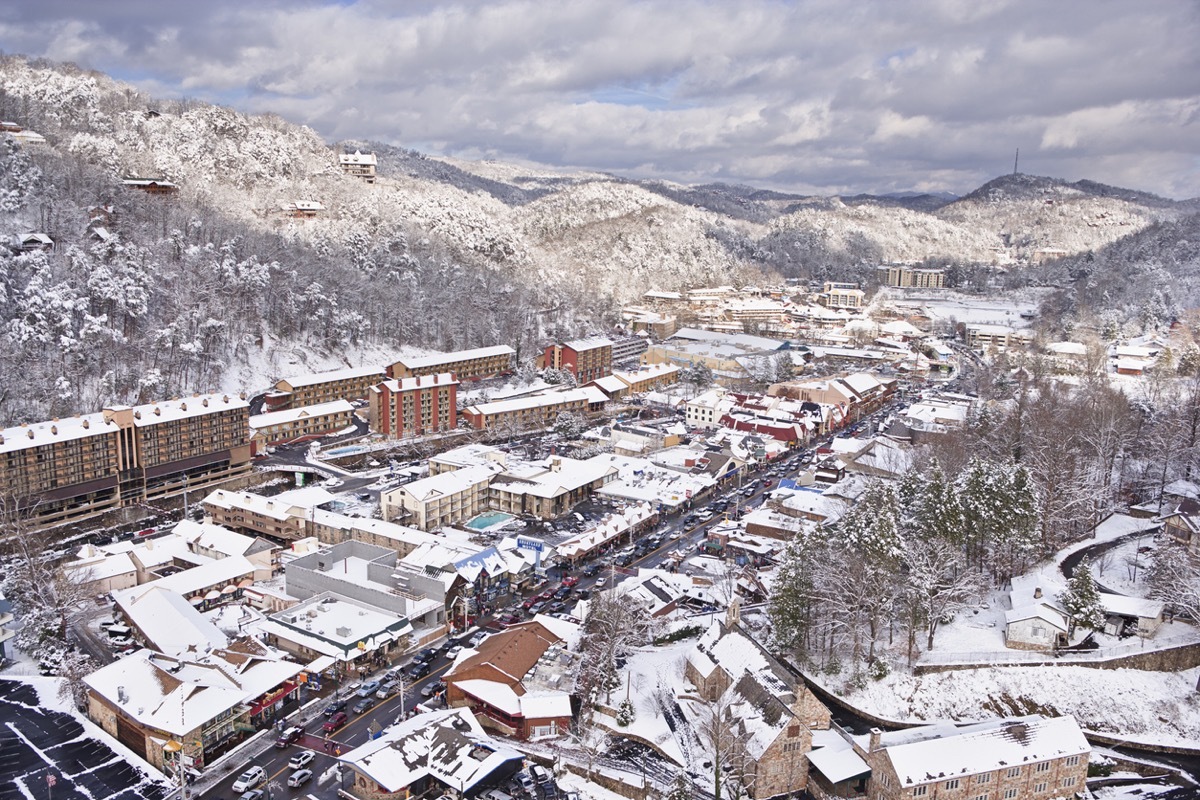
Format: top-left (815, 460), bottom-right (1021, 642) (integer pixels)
top-left (3, 0), bottom-right (1199, 198)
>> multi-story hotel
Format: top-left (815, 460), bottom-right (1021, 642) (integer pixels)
top-left (367, 373), bottom-right (459, 439)
top-left (818, 281), bottom-right (866, 309)
top-left (249, 400), bottom-right (356, 448)
top-left (880, 264), bottom-right (946, 289)
top-left (387, 345), bottom-right (515, 382)
top-left (543, 337), bottom-right (613, 382)
top-left (272, 365), bottom-right (386, 408)
top-left (461, 387), bottom-right (608, 431)
top-left (1, 394), bottom-right (251, 529)
top-left (338, 150), bottom-right (377, 183)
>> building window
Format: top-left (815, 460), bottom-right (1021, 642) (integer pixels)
top-left (1005, 768), bottom-right (1020, 778)
top-left (1034, 782), bottom-right (1047, 793)
top-left (1003, 790), bottom-right (1018, 799)
top-left (913, 787), bottom-right (927, 797)
top-left (1035, 762), bottom-right (1050, 773)
top-left (1061, 777), bottom-right (1076, 787)
top-left (976, 773), bottom-right (990, 784)
top-left (1065, 756), bottom-right (1080, 767)
top-left (945, 779), bottom-right (960, 790)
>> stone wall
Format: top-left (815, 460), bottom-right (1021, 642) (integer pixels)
top-left (914, 641), bottom-right (1200, 676)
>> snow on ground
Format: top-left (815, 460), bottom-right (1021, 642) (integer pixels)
top-left (1093, 783), bottom-right (1184, 798)
top-left (1091, 535), bottom-right (1161, 597)
top-left (841, 665), bottom-right (1200, 748)
top-left (215, 336), bottom-right (427, 397)
top-left (592, 641), bottom-right (692, 766)
top-left (557, 769), bottom-right (643, 800)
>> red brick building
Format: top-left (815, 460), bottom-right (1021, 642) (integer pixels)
top-left (543, 338), bottom-right (613, 383)
top-left (367, 373), bottom-right (459, 439)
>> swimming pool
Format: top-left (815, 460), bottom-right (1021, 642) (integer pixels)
top-left (465, 511), bottom-right (515, 531)
top-left (325, 445), bottom-right (365, 456)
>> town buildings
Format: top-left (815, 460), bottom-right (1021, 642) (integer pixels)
top-left (339, 150), bottom-right (377, 183)
top-left (336, 708), bottom-right (525, 800)
top-left (367, 373), bottom-right (459, 439)
top-left (461, 386), bottom-right (608, 431)
top-left (1, 394), bottom-right (251, 528)
top-left (271, 365), bottom-right (386, 409)
top-left (387, 345), bottom-right (515, 381)
top-left (84, 644), bottom-right (305, 772)
top-left (819, 281), bottom-right (866, 309)
top-left (249, 399), bottom-right (356, 449)
top-left (880, 264), bottom-right (947, 289)
top-left (443, 617), bottom-right (578, 740)
top-left (542, 338), bottom-right (614, 383)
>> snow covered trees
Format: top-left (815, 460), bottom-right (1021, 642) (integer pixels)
top-left (1146, 541), bottom-right (1200, 624)
top-left (1060, 559), bottom-right (1106, 635)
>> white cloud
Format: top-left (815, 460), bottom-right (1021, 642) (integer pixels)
top-left (2, 0), bottom-right (1198, 198)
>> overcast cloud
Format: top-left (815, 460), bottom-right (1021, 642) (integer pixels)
top-left (2, 0), bottom-right (1198, 198)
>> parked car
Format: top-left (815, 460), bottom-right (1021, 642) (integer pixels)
top-left (352, 696), bottom-right (375, 714)
top-left (232, 767), bottom-right (267, 793)
top-left (356, 679), bottom-right (380, 697)
top-left (274, 725), bottom-right (304, 747)
top-left (594, 577), bottom-right (608, 588)
top-left (288, 750), bottom-right (316, 770)
top-left (376, 679), bottom-right (400, 699)
top-left (240, 791), bottom-right (264, 800)
top-left (323, 699), bottom-right (347, 717)
top-left (530, 764), bottom-right (554, 785)
top-left (526, 601), bottom-right (546, 616)
top-left (515, 771), bottom-right (537, 795)
top-left (445, 644), bottom-right (465, 660)
top-left (287, 769), bottom-right (313, 788)
top-left (323, 712), bottom-right (348, 732)
top-left (468, 631), bottom-right (488, 647)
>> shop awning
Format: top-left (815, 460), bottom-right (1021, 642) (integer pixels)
top-left (305, 655), bottom-right (335, 674)
top-left (204, 589), bottom-right (221, 600)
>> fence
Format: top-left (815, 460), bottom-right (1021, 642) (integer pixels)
top-left (915, 632), bottom-right (1200, 674)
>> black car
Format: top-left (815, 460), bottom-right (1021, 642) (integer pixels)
top-left (407, 660), bottom-right (433, 680)
top-left (415, 647), bottom-right (439, 662)
top-left (582, 563), bottom-right (600, 577)
top-left (553, 586), bottom-right (572, 600)
top-left (352, 696), bottom-right (375, 715)
top-left (323, 699), bottom-right (348, 717)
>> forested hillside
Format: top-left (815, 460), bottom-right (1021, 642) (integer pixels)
top-left (2, 55), bottom-right (1197, 425)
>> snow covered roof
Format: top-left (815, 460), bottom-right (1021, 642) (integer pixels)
top-left (464, 386), bottom-right (607, 417)
top-left (114, 556), bottom-right (256, 602)
top-left (1003, 604), bottom-right (1068, 629)
top-left (0, 412), bottom-right (117, 454)
top-left (173, 519), bottom-right (263, 558)
top-left (396, 345), bottom-right (515, 371)
top-left (84, 646), bottom-right (304, 736)
top-left (590, 375), bottom-right (628, 394)
top-left (251, 400), bottom-right (354, 430)
top-left (374, 373), bottom-right (459, 394)
top-left (115, 585), bottom-right (229, 657)
top-left (339, 150), bottom-right (377, 166)
top-left (871, 715), bottom-right (1089, 787)
top-left (808, 742), bottom-right (871, 783)
top-left (278, 364), bottom-right (384, 389)
top-left (1098, 592), bottom-right (1164, 621)
top-left (261, 592), bottom-right (412, 660)
top-left (127, 393), bottom-right (248, 427)
top-left (67, 549), bottom-right (138, 581)
top-left (339, 707), bottom-right (523, 794)
top-left (562, 336), bottom-right (613, 352)
top-left (400, 464), bottom-right (500, 503)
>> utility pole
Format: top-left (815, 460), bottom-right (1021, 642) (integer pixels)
top-left (1013, 147), bottom-right (1020, 175)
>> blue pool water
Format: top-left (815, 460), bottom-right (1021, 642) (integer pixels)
top-left (466, 511), bottom-right (515, 530)
top-left (325, 445), bottom-right (365, 456)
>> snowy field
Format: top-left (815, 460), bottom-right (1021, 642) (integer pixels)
top-left (214, 337), bottom-right (428, 397)
top-left (842, 665), bottom-right (1200, 748)
top-left (883, 289), bottom-right (1051, 329)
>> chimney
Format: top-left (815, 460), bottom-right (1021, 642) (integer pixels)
top-left (117, 686), bottom-right (128, 704)
top-left (1034, 587), bottom-right (1042, 599)
top-left (869, 728), bottom-right (882, 752)
top-left (82, 419), bottom-right (90, 429)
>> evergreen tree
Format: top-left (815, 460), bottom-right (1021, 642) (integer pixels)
top-left (909, 459), bottom-right (967, 546)
top-left (768, 534), bottom-right (817, 659)
top-left (1060, 559), bottom-right (1106, 636)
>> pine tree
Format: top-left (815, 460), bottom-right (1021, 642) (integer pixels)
top-left (768, 534), bottom-right (817, 659)
top-left (1060, 559), bottom-right (1106, 636)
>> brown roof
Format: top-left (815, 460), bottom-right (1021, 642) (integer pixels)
top-left (446, 621), bottom-right (561, 688)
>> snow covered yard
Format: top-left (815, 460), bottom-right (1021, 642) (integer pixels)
top-left (841, 665), bottom-right (1200, 748)
top-left (591, 641), bottom-right (693, 766)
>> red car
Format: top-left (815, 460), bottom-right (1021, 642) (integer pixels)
top-left (537, 589), bottom-right (555, 601)
top-left (561, 576), bottom-right (580, 587)
top-left (322, 712), bottom-right (348, 733)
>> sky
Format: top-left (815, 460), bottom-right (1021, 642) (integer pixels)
top-left (2, 0), bottom-right (1199, 199)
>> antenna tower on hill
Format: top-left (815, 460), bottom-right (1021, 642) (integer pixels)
top-left (1013, 148), bottom-right (1020, 175)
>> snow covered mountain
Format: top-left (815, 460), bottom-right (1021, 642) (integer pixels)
top-left (0, 55), bottom-right (1196, 424)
